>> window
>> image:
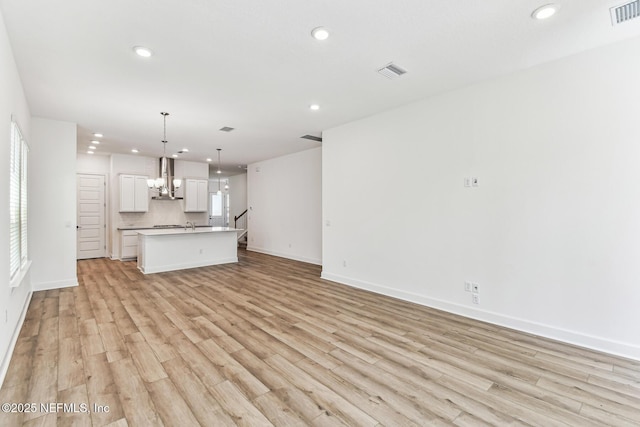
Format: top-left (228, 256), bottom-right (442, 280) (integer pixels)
top-left (9, 119), bottom-right (28, 285)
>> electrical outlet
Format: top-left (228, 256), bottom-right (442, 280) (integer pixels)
top-left (464, 177), bottom-right (471, 187)
top-left (472, 283), bottom-right (479, 293)
top-left (472, 294), bottom-right (480, 304)
top-left (464, 281), bottom-right (472, 292)
top-left (472, 177), bottom-right (479, 187)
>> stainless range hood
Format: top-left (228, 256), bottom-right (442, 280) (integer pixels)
top-left (151, 157), bottom-right (183, 200)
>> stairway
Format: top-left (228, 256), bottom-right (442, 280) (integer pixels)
top-left (237, 229), bottom-right (248, 248)
top-left (234, 209), bottom-right (248, 248)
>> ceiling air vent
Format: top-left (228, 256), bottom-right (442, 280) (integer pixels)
top-left (301, 134), bottom-right (322, 142)
top-left (377, 62), bottom-right (408, 79)
top-left (219, 126), bottom-right (235, 132)
top-left (611, 0), bottom-right (640, 25)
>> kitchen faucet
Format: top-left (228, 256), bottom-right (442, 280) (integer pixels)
top-left (185, 221), bottom-right (195, 231)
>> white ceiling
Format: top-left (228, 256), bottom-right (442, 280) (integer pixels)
top-left (1, 0), bottom-right (640, 174)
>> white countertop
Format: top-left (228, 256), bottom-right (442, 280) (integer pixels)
top-left (136, 227), bottom-right (242, 236)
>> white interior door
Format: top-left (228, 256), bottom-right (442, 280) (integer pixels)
top-left (77, 174), bottom-right (106, 259)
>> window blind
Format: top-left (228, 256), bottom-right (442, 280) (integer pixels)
top-left (9, 120), bottom-right (27, 283)
top-left (9, 121), bottom-right (21, 279)
top-left (20, 140), bottom-right (28, 265)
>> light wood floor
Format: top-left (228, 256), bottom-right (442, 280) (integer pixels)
top-left (1, 250), bottom-right (639, 426)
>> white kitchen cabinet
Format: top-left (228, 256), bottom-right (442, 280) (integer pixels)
top-left (121, 230), bottom-right (140, 259)
top-left (120, 174), bottom-right (149, 212)
top-left (184, 179), bottom-right (208, 212)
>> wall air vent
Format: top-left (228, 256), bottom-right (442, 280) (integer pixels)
top-left (301, 134), bottom-right (322, 142)
top-left (611, 0), bottom-right (640, 25)
top-left (377, 62), bottom-right (408, 79)
top-left (219, 126), bottom-right (235, 132)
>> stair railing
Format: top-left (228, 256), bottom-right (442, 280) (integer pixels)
top-left (234, 209), bottom-right (248, 246)
top-left (234, 209), bottom-right (247, 230)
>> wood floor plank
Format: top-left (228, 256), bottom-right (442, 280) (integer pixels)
top-left (208, 380), bottom-right (274, 426)
top-left (1, 250), bottom-right (638, 426)
top-left (266, 353), bottom-right (379, 426)
top-left (196, 338), bottom-right (270, 400)
top-left (145, 378), bottom-right (200, 427)
top-left (1, 337), bottom-right (36, 389)
top-left (295, 357), bottom-right (421, 426)
top-left (22, 347), bottom-right (57, 424)
top-left (83, 353), bottom-right (125, 426)
top-left (252, 392), bottom-right (309, 427)
top-left (55, 384), bottom-right (91, 427)
top-left (231, 348), bottom-right (329, 422)
top-left (0, 382), bottom-right (28, 427)
top-left (125, 336), bottom-right (168, 383)
top-left (162, 356), bottom-right (237, 426)
top-left (109, 357), bottom-right (163, 426)
top-left (56, 337), bottom-right (84, 392)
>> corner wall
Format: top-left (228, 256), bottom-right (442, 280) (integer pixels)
top-left (30, 118), bottom-right (78, 291)
top-left (322, 36), bottom-right (640, 360)
top-left (229, 173), bottom-right (247, 227)
top-left (0, 8), bottom-right (32, 385)
top-left (248, 148), bottom-right (322, 265)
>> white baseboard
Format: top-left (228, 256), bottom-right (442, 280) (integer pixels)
top-left (321, 271), bottom-right (640, 362)
top-left (0, 291), bottom-right (32, 388)
top-left (247, 246), bottom-right (322, 266)
top-left (32, 278), bottom-right (79, 292)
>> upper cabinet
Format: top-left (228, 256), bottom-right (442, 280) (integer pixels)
top-left (184, 179), bottom-right (208, 212)
top-left (120, 174), bottom-right (149, 212)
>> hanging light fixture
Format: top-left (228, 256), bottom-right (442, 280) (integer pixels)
top-left (216, 148), bottom-right (222, 195)
top-left (147, 112), bottom-right (182, 197)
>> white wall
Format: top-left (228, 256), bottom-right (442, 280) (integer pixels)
top-left (77, 153), bottom-right (110, 174)
top-left (30, 118), bottom-right (78, 291)
top-left (248, 148), bottom-right (322, 265)
top-left (229, 173), bottom-right (247, 227)
top-left (322, 35), bottom-right (640, 360)
top-left (0, 8), bottom-right (32, 385)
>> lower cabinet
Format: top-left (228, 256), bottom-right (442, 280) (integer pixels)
top-left (121, 230), bottom-right (139, 259)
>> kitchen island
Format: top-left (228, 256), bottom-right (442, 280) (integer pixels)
top-left (136, 227), bottom-right (240, 274)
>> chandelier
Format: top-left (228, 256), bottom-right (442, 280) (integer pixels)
top-left (147, 112), bottom-right (182, 197)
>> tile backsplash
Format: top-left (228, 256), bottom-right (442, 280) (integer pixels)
top-left (117, 199), bottom-right (209, 228)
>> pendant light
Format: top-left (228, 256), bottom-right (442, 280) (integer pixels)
top-left (147, 112), bottom-right (182, 197)
top-left (216, 148), bottom-right (222, 195)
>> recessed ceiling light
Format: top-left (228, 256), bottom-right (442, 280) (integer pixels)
top-left (133, 46), bottom-right (153, 57)
top-left (87, 150), bottom-right (94, 154)
top-left (89, 146), bottom-right (97, 150)
top-left (532, 4), bottom-right (558, 20)
top-left (90, 140), bottom-right (100, 144)
top-left (131, 148), bottom-right (139, 153)
top-left (311, 27), bottom-right (329, 41)
top-left (217, 170), bottom-right (222, 174)
top-left (181, 148), bottom-right (189, 152)
top-left (172, 154), bottom-right (178, 158)
top-left (310, 104), bottom-right (320, 111)
top-left (93, 133), bottom-right (103, 138)
top-left (206, 158), bottom-right (212, 162)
